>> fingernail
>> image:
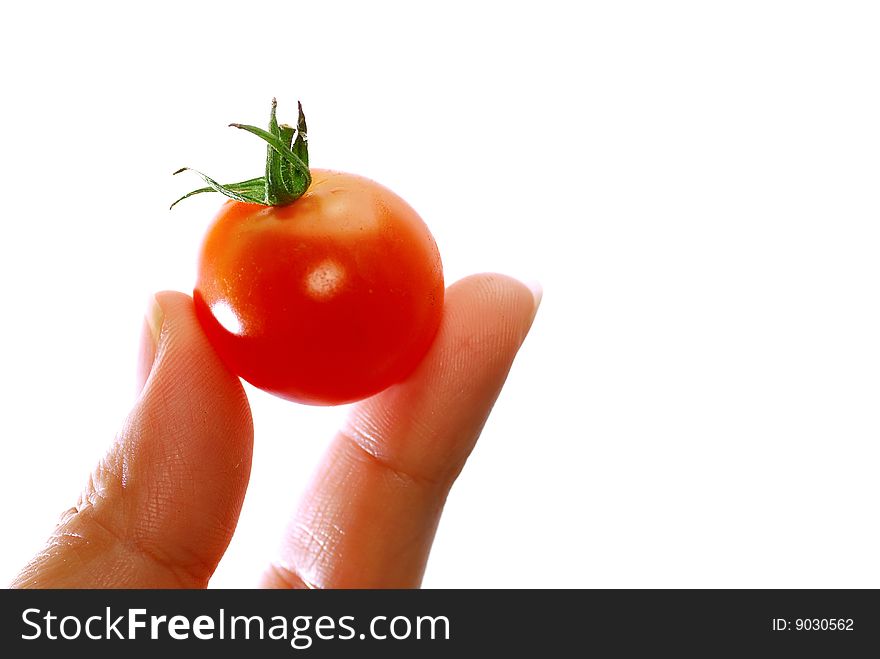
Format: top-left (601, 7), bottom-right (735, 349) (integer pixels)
top-left (136, 294), bottom-right (165, 395)
top-left (146, 294), bottom-right (165, 347)
top-left (523, 279), bottom-right (543, 316)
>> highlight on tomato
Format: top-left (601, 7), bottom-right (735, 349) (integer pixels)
top-left (172, 100), bottom-right (444, 405)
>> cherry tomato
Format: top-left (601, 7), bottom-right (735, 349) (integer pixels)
top-left (193, 169), bottom-right (444, 405)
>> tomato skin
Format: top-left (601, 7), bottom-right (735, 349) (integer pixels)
top-left (194, 169), bottom-right (444, 405)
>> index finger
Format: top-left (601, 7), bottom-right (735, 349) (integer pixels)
top-left (261, 274), bottom-right (541, 588)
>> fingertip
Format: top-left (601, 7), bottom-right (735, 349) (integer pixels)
top-left (445, 273), bottom-right (542, 348)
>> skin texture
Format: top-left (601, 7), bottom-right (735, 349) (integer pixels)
top-left (12, 274), bottom-right (540, 588)
top-left (194, 169), bottom-right (445, 405)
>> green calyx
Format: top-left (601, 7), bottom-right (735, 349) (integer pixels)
top-left (171, 98), bottom-right (311, 209)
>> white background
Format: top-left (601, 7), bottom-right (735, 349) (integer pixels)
top-left (1, 1), bottom-right (879, 588)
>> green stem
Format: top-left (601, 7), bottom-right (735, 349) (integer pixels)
top-left (171, 99), bottom-right (311, 209)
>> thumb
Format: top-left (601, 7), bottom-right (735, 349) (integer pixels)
top-left (13, 291), bottom-right (254, 588)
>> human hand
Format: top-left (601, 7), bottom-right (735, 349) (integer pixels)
top-left (12, 274), bottom-right (540, 588)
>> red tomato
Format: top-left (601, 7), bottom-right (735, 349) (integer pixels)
top-left (193, 169), bottom-right (444, 405)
